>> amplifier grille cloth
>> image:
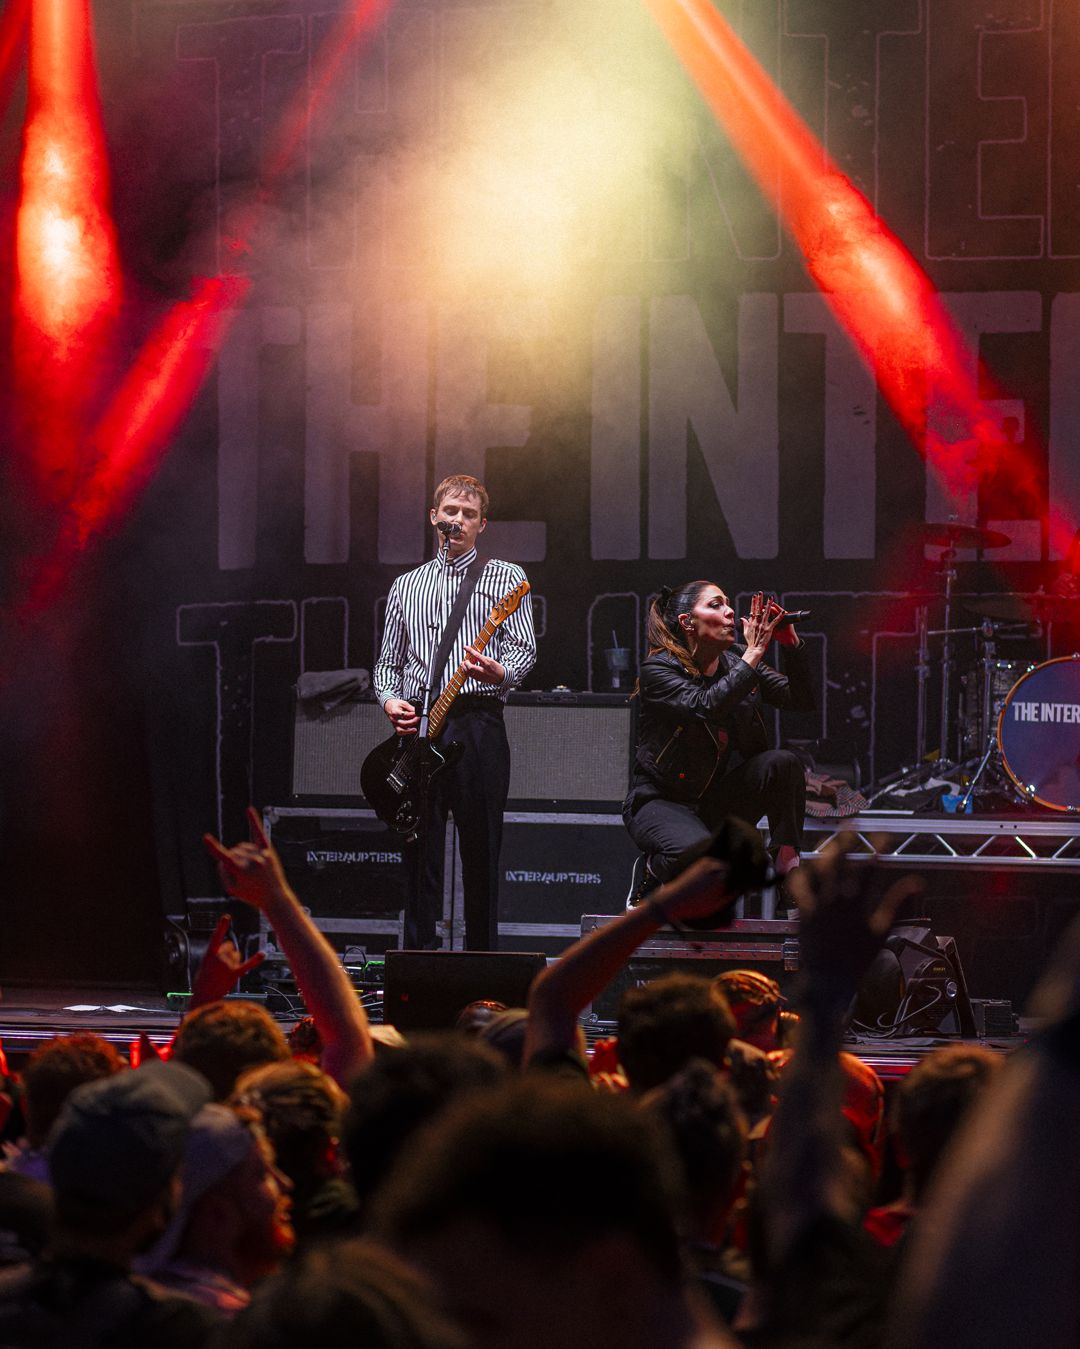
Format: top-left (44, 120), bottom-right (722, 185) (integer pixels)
top-left (292, 702), bottom-right (631, 803)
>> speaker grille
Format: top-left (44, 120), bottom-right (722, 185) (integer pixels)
top-left (292, 700), bottom-right (632, 805)
top-left (292, 703), bottom-right (387, 797)
top-left (506, 706), bottom-right (630, 802)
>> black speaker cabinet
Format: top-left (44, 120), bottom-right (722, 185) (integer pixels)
top-left (291, 692), bottom-right (632, 807)
top-left (382, 949), bottom-right (547, 1030)
top-left (853, 920), bottom-right (977, 1037)
top-left (500, 814), bottom-right (640, 925)
top-left (580, 917), bottom-right (800, 1026)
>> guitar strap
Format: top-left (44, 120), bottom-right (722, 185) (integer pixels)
top-left (427, 554), bottom-right (485, 698)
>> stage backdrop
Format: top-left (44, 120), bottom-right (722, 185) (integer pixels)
top-left (2, 0), bottom-right (1079, 984)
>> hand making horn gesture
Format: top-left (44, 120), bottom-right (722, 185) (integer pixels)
top-left (203, 807), bottom-right (292, 912)
top-left (740, 590), bottom-right (785, 662)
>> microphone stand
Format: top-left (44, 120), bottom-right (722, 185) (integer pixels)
top-left (403, 529), bottom-right (454, 944)
top-left (417, 530), bottom-right (454, 740)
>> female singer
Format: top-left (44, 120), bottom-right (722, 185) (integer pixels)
top-left (624, 583), bottom-right (814, 898)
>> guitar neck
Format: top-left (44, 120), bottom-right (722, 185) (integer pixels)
top-left (428, 618), bottom-right (498, 739)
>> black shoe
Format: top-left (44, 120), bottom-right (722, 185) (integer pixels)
top-left (626, 854), bottom-right (661, 910)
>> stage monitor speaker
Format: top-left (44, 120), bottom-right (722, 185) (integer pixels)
top-left (382, 949), bottom-right (547, 1031)
top-left (580, 918), bottom-right (799, 1025)
top-left (291, 694), bottom-right (632, 806)
top-left (853, 920), bottom-right (976, 1038)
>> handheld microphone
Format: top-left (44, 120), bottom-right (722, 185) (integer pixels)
top-left (436, 521), bottom-right (462, 538)
top-left (775, 609), bottom-right (810, 627)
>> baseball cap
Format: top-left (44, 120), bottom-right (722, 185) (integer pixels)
top-left (140, 1103), bottom-right (261, 1269)
top-left (47, 1060), bottom-right (211, 1215)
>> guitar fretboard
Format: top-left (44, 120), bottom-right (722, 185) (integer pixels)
top-left (428, 616), bottom-right (498, 739)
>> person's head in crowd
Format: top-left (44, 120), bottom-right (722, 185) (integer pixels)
top-left (21, 1032), bottom-right (126, 1150)
top-left (617, 973), bottom-right (737, 1094)
top-left (140, 1102), bottom-right (294, 1304)
top-left (46, 1060), bottom-right (210, 1256)
top-left (218, 1239), bottom-right (466, 1349)
top-left (477, 1008), bottom-right (529, 1070)
top-left (232, 1059), bottom-right (354, 1242)
top-left (454, 1000), bottom-right (507, 1037)
top-left (287, 1015), bottom-right (323, 1064)
top-left (892, 1045), bottom-right (1001, 1203)
top-left (641, 1060), bottom-right (748, 1246)
top-left (372, 1077), bottom-right (695, 1349)
top-left (0, 1173), bottom-right (54, 1267)
top-left (172, 999), bottom-right (290, 1101)
top-left (344, 1035), bottom-right (506, 1216)
top-left (713, 971), bottom-right (785, 1053)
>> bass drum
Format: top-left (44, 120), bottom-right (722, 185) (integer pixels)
top-left (998, 656), bottom-right (1080, 812)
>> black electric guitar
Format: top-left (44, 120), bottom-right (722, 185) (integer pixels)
top-left (360, 580), bottom-right (531, 838)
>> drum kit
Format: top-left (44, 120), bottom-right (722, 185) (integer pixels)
top-left (888, 521), bottom-right (1080, 813)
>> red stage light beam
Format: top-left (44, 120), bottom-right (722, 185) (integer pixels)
top-left (0, 0), bottom-right (30, 115)
top-left (13, 0), bottom-right (121, 504)
top-left (21, 1), bottom-right (393, 610)
top-left (644, 0), bottom-right (1064, 554)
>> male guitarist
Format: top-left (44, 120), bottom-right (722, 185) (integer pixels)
top-left (373, 474), bottom-right (536, 950)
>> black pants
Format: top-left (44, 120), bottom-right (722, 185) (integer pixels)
top-left (623, 749), bottom-right (806, 882)
top-left (403, 700), bottom-right (510, 950)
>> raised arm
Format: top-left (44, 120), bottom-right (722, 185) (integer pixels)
top-left (757, 841), bottom-right (918, 1270)
top-left (524, 855), bottom-right (738, 1065)
top-left (203, 807), bottom-right (374, 1086)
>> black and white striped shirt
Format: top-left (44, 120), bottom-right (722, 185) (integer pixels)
top-left (373, 547), bottom-right (536, 707)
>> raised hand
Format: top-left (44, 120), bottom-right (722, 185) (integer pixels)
top-left (203, 807), bottom-right (293, 912)
top-left (648, 855), bottom-right (737, 927)
top-left (190, 912), bottom-right (267, 1006)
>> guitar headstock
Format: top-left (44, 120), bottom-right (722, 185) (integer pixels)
top-left (489, 580), bottom-right (531, 626)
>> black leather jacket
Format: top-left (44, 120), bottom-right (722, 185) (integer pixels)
top-left (627, 643), bottom-right (815, 806)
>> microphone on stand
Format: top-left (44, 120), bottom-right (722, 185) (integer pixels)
top-left (436, 521), bottom-right (462, 538)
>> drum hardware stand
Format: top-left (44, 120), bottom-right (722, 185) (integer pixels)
top-left (957, 625), bottom-right (1042, 811)
top-left (911, 548), bottom-right (988, 774)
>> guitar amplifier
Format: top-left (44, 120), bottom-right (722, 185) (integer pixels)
top-left (291, 692), bottom-right (632, 808)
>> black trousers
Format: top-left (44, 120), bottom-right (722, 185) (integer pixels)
top-left (403, 700), bottom-right (510, 950)
top-left (623, 749), bottom-right (806, 882)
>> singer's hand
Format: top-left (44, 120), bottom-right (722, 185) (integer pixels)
top-left (767, 598), bottom-right (800, 647)
top-left (741, 591), bottom-right (784, 661)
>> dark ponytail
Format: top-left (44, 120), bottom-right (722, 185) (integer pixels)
top-left (644, 579), bottom-right (716, 675)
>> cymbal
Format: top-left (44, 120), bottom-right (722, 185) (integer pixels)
top-left (925, 522), bottom-right (1012, 550)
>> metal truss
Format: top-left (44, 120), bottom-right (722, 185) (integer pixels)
top-left (802, 813), bottom-right (1080, 871)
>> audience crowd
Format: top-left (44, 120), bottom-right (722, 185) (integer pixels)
top-left (0, 806), bottom-right (1067, 1347)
